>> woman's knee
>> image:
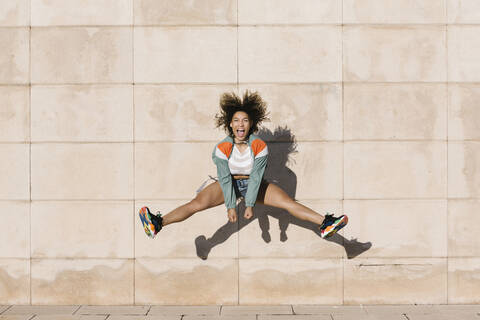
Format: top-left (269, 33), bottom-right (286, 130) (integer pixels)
top-left (188, 197), bottom-right (210, 213)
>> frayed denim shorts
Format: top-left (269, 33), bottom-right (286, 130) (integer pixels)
top-left (233, 178), bottom-right (249, 198)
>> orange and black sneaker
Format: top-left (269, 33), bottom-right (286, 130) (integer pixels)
top-left (138, 206), bottom-right (163, 239)
top-left (319, 213), bottom-right (348, 239)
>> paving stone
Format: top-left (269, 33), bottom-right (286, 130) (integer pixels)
top-left (293, 306), bottom-right (367, 315)
top-left (365, 305), bottom-right (438, 315)
top-left (0, 316), bottom-right (35, 320)
top-left (107, 316), bottom-right (180, 320)
top-left (184, 316), bottom-right (255, 320)
top-left (33, 316), bottom-right (107, 320)
top-left (259, 315), bottom-right (332, 320)
top-left (434, 305), bottom-right (480, 314)
top-left (3, 306), bottom-right (79, 315)
top-left (148, 306), bottom-right (220, 316)
top-left (406, 314), bottom-right (479, 320)
top-left (331, 314), bottom-right (405, 320)
top-left (221, 306), bottom-right (292, 315)
top-left (0, 307), bottom-right (11, 315)
top-left (76, 306), bottom-right (149, 315)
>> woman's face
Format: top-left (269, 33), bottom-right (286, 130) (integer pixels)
top-left (230, 111), bottom-right (251, 142)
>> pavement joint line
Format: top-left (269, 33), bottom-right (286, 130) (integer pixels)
top-left (72, 305), bottom-right (82, 315)
top-left (1, 306), bottom-right (13, 315)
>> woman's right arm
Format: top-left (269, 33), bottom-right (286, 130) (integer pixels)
top-left (212, 145), bottom-right (237, 210)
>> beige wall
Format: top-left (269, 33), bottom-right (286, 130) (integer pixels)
top-left (0, 0), bottom-right (479, 305)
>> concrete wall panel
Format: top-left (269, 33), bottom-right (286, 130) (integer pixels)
top-left (239, 26), bottom-right (341, 83)
top-left (238, 0), bottom-right (340, 24)
top-left (134, 27), bottom-right (237, 83)
top-left (448, 258), bottom-right (480, 304)
top-left (0, 144), bottom-right (29, 200)
top-left (448, 84), bottom-right (480, 141)
top-left (345, 142), bottom-right (446, 199)
top-left (0, 0), bottom-right (28, 26)
top-left (344, 258), bottom-right (447, 304)
top-left (31, 143), bottom-right (133, 200)
top-left (448, 0), bottom-right (480, 23)
top-left (31, 28), bottom-right (132, 84)
top-left (0, 86), bottom-right (29, 142)
top-left (448, 142), bottom-right (480, 198)
top-left (0, 259), bottom-right (30, 304)
top-left (0, 28), bottom-right (29, 84)
top-left (344, 200), bottom-right (447, 258)
top-left (0, 201), bottom-right (29, 258)
top-left (344, 83), bottom-right (447, 140)
top-left (31, 201), bottom-right (134, 258)
top-left (134, 0), bottom-right (236, 25)
top-left (344, 26), bottom-right (446, 82)
top-left (448, 26), bottom-right (480, 82)
top-left (135, 142), bottom-right (216, 199)
top-left (31, 0), bottom-right (132, 26)
top-left (448, 200), bottom-right (480, 257)
top-left (284, 142), bottom-right (343, 200)
top-left (31, 85), bottom-right (133, 142)
top-left (135, 258), bottom-right (238, 305)
top-left (344, 0), bottom-right (446, 24)
top-left (239, 258), bottom-right (342, 305)
top-left (31, 259), bottom-right (133, 305)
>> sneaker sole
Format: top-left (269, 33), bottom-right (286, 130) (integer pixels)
top-left (322, 215), bottom-right (348, 239)
top-left (139, 206), bottom-right (156, 239)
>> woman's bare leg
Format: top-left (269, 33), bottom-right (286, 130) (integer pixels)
top-left (257, 182), bottom-right (325, 225)
top-left (162, 181), bottom-right (224, 227)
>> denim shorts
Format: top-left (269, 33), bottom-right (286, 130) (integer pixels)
top-left (233, 178), bottom-right (249, 198)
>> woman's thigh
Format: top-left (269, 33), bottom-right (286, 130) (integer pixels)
top-left (192, 181), bottom-right (225, 210)
top-left (256, 181), bottom-right (293, 210)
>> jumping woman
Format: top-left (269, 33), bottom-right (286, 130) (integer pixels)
top-left (139, 91), bottom-right (348, 241)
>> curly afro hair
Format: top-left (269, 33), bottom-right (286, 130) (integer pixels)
top-left (215, 90), bottom-right (269, 137)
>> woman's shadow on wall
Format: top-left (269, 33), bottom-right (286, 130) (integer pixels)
top-left (195, 126), bottom-right (372, 260)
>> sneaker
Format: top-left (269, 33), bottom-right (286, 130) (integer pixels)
top-left (138, 206), bottom-right (163, 239)
top-left (319, 213), bottom-right (348, 239)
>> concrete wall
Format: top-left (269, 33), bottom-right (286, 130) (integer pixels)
top-left (1, 0), bottom-right (479, 305)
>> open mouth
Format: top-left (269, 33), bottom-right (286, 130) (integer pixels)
top-left (236, 129), bottom-right (246, 138)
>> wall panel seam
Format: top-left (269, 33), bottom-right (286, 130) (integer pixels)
top-left (236, 0), bottom-right (240, 305)
top-left (28, 0), bottom-right (32, 304)
top-left (132, 0), bottom-right (136, 305)
top-left (341, 0), bottom-right (345, 306)
top-left (445, 1), bottom-right (450, 302)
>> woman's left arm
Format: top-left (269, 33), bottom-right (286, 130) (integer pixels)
top-left (245, 141), bottom-right (268, 208)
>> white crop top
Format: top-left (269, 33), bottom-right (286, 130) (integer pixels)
top-left (228, 144), bottom-right (254, 175)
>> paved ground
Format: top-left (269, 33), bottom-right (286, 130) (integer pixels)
top-left (0, 305), bottom-right (479, 320)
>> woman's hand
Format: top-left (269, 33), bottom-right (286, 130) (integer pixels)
top-left (244, 207), bottom-right (254, 219)
top-left (227, 208), bottom-right (237, 223)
